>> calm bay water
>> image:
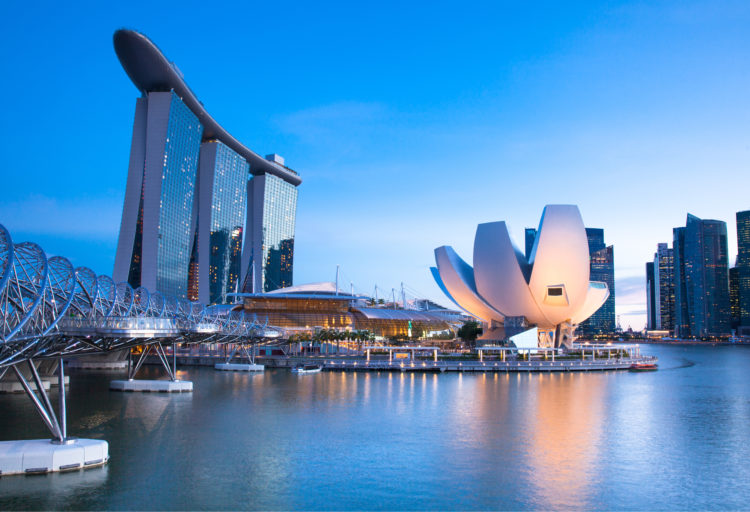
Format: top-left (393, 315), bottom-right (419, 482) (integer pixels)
top-left (1, 344), bottom-right (750, 510)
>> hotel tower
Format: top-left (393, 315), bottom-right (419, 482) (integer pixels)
top-left (112, 29), bottom-right (301, 304)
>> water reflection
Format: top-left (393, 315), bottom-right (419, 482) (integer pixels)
top-left (2, 346), bottom-right (750, 510)
top-left (522, 373), bottom-right (607, 509)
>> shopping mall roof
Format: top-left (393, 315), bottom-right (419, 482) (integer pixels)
top-left (351, 307), bottom-right (453, 323)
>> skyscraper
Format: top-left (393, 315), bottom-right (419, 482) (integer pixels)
top-left (736, 210), bottom-right (750, 331)
top-left (240, 168), bottom-right (298, 293)
top-left (653, 243), bottom-right (675, 331)
top-left (672, 214), bottom-right (730, 337)
top-left (524, 228), bottom-right (537, 261)
top-left (585, 228), bottom-right (605, 254)
top-left (112, 30), bottom-right (301, 303)
top-left (578, 228), bottom-right (615, 335)
top-left (672, 227), bottom-right (689, 336)
top-left (646, 261), bottom-right (656, 330)
top-left (195, 141), bottom-right (249, 305)
top-left (114, 90), bottom-right (203, 298)
top-left (730, 266), bottom-right (740, 329)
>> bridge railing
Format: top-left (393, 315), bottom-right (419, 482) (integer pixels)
top-left (0, 223), bottom-right (283, 367)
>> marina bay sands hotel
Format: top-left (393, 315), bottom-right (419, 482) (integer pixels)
top-left (112, 29), bottom-right (300, 305)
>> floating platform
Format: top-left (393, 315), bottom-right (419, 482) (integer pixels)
top-left (0, 376), bottom-right (70, 394)
top-left (214, 363), bottom-right (264, 372)
top-left (0, 379), bottom-right (50, 394)
top-left (69, 360), bottom-right (128, 370)
top-left (0, 438), bottom-right (108, 476)
top-left (109, 379), bottom-right (193, 392)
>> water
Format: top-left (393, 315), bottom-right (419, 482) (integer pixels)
top-left (1, 344), bottom-right (750, 510)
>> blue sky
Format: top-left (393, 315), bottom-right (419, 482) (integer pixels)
top-left (1, 0), bottom-right (749, 329)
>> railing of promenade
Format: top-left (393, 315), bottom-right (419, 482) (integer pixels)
top-left (0, 223), bottom-right (284, 368)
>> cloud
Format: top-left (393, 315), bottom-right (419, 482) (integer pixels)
top-left (0, 194), bottom-right (122, 240)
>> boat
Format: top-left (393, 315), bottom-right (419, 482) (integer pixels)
top-left (629, 362), bottom-right (658, 372)
top-left (291, 364), bottom-right (323, 374)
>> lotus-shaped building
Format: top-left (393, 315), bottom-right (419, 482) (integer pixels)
top-left (431, 205), bottom-right (609, 348)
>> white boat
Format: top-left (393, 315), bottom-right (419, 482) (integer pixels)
top-left (291, 364), bottom-right (322, 374)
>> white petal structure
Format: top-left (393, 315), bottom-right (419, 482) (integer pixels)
top-left (571, 282), bottom-right (610, 325)
top-left (433, 205), bottom-right (609, 347)
top-left (473, 221), bottom-right (546, 325)
top-left (434, 246), bottom-right (504, 324)
top-left (527, 205), bottom-right (591, 327)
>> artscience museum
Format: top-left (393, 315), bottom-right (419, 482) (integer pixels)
top-left (431, 205), bottom-right (609, 348)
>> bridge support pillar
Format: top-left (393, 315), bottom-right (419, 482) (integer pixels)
top-left (0, 358), bottom-right (109, 476)
top-left (215, 343), bottom-right (264, 372)
top-left (110, 342), bottom-right (192, 393)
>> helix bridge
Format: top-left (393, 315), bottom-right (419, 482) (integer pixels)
top-left (0, 223), bottom-right (283, 466)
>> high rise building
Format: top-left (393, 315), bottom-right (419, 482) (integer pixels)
top-left (112, 30), bottom-right (301, 303)
top-left (113, 90), bottom-right (204, 298)
top-left (653, 243), bottom-right (675, 331)
top-left (523, 226), bottom-right (614, 335)
top-left (672, 227), bottom-right (689, 336)
top-left (585, 228), bottom-right (605, 254)
top-left (195, 141), bottom-right (249, 304)
top-left (578, 228), bottom-right (615, 335)
top-left (524, 228), bottom-right (537, 261)
top-left (240, 169), bottom-right (298, 293)
top-left (730, 266), bottom-right (740, 329)
top-left (672, 214), bottom-right (730, 337)
top-left (646, 261), bottom-right (656, 330)
top-left (736, 210), bottom-right (750, 330)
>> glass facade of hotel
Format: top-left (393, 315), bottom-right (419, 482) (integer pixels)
top-left (260, 175), bottom-right (298, 292)
top-left (124, 91), bottom-right (203, 297)
top-left (113, 30), bottom-right (302, 304)
top-left (155, 92), bottom-right (204, 297)
top-left (207, 142), bottom-right (248, 304)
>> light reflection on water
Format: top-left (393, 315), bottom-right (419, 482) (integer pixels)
top-left (1, 345), bottom-right (750, 510)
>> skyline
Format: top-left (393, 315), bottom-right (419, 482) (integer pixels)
top-left (1, 1), bottom-right (749, 329)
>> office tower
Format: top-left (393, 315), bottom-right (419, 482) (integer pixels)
top-left (672, 214), bottom-right (730, 337)
top-left (524, 228), bottom-right (537, 261)
top-left (736, 210), bottom-right (750, 330)
top-left (112, 30), bottom-right (301, 302)
top-left (585, 228), bottom-right (605, 254)
top-left (646, 261), bottom-right (656, 330)
top-left (653, 243), bottom-right (675, 331)
top-left (730, 267), bottom-right (740, 329)
top-left (578, 228), bottom-right (615, 335)
top-left (672, 227), bottom-right (689, 336)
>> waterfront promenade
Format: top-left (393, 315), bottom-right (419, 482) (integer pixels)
top-left (144, 351), bottom-right (654, 373)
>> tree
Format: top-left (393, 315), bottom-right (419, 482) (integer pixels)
top-left (457, 321), bottom-right (482, 343)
